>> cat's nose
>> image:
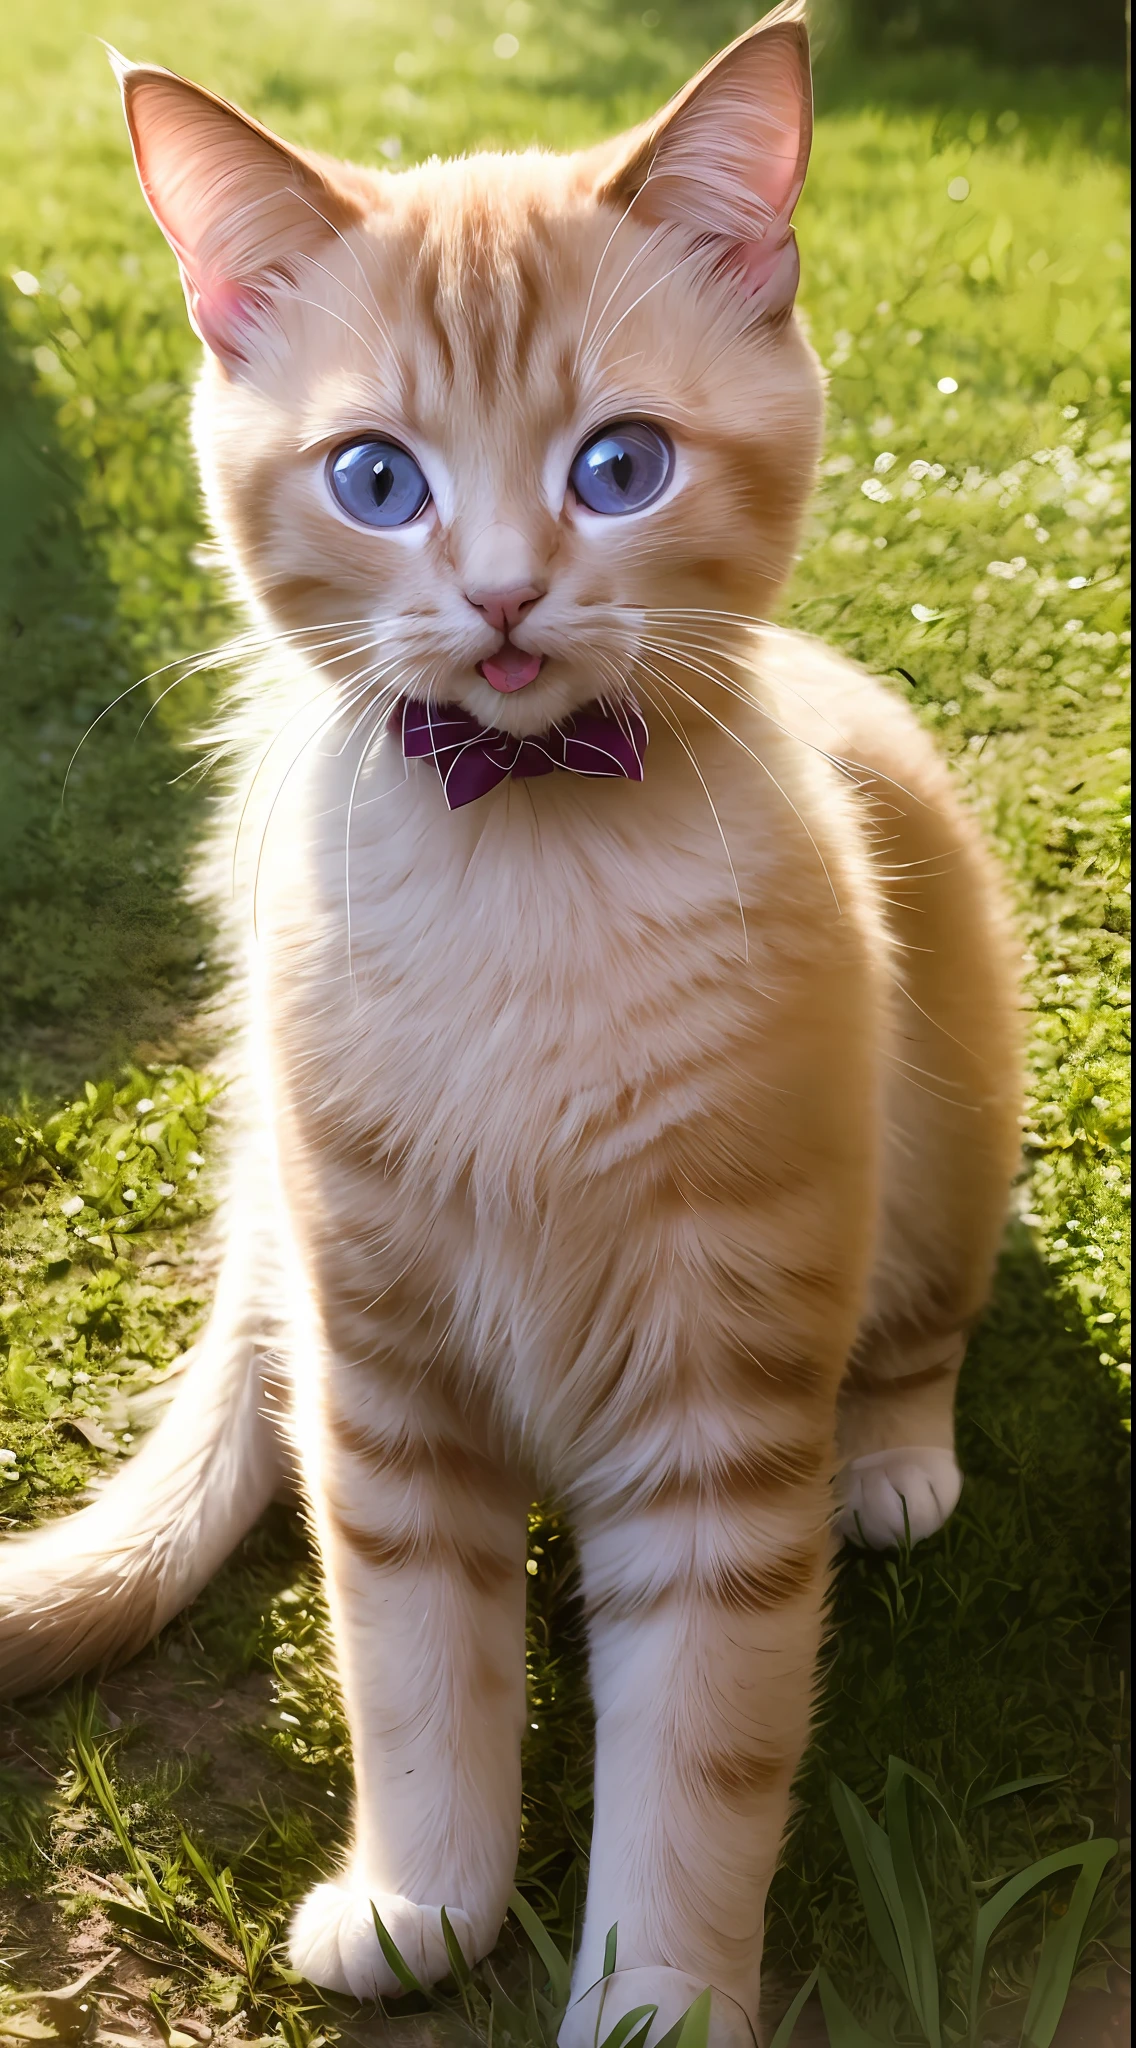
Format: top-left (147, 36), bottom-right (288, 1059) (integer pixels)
top-left (465, 583), bottom-right (545, 635)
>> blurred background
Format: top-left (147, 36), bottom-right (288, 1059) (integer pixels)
top-left (843, 0), bottom-right (1125, 66)
top-left (0, 6), bottom-right (1129, 2047)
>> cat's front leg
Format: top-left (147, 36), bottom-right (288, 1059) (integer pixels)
top-left (561, 1404), bottom-right (833, 2048)
top-left (288, 1366), bottom-right (529, 1999)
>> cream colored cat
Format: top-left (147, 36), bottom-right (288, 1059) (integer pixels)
top-left (0, 7), bottom-right (1021, 2040)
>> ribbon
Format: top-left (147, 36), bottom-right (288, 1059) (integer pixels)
top-left (393, 696), bottom-right (648, 810)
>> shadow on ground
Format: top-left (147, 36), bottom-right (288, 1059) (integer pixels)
top-left (0, 298), bottom-right (213, 1106)
top-left (1, 1230), bottom-right (1127, 2043)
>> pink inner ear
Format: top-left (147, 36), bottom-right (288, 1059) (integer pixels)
top-left (738, 45), bottom-right (808, 219)
top-left (736, 231), bottom-right (800, 315)
top-left (623, 25), bottom-right (811, 288)
top-left (185, 271), bottom-right (265, 361)
top-left (120, 69), bottom-right (341, 367)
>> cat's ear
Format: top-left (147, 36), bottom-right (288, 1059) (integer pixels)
top-left (593, 1), bottom-right (812, 318)
top-left (108, 49), bottom-right (365, 366)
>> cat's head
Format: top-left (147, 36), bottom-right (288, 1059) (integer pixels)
top-left (115, 2), bottom-right (822, 738)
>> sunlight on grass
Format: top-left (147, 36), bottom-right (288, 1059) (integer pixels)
top-left (0, 2), bottom-right (1128, 2043)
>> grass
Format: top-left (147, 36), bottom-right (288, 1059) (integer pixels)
top-left (0, 2), bottom-right (1129, 2043)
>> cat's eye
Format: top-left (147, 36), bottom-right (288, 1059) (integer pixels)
top-left (570, 421), bottom-right (674, 516)
top-left (328, 439), bottom-right (431, 527)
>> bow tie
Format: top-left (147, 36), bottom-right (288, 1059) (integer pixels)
top-left (393, 697), bottom-right (648, 811)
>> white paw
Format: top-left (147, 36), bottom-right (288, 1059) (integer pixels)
top-left (836, 1446), bottom-right (962, 1549)
top-left (289, 1880), bottom-right (478, 1999)
top-left (559, 1967), bottom-right (756, 2048)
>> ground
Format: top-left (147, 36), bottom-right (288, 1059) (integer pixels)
top-left (0, 4), bottom-right (1129, 2046)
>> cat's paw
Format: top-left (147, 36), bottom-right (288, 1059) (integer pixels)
top-left (559, 1968), bottom-right (756, 2048)
top-left (289, 1881), bottom-right (478, 1999)
top-left (836, 1446), bottom-right (962, 1549)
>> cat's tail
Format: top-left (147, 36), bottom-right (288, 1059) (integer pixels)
top-left (0, 1195), bottom-right (287, 1701)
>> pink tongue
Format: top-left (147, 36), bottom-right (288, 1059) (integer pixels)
top-left (478, 646), bottom-right (544, 693)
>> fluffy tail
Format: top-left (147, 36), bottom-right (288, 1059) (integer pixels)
top-left (0, 1228), bottom-right (286, 1700)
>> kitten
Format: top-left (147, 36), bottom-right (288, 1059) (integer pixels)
top-left (0, 6), bottom-right (1021, 2040)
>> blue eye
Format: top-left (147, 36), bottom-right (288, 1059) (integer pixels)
top-left (570, 421), bottom-right (674, 516)
top-left (328, 439), bottom-right (430, 527)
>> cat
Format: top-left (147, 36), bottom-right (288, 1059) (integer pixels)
top-left (0, 6), bottom-right (1022, 2041)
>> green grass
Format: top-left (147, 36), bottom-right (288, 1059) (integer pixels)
top-left (0, 3), bottom-right (1129, 2044)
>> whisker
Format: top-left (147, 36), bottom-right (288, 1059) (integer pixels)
top-left (287, 188), bottom-right (399, 358)
top-left (637, 631), bottom-right (933, 817)
top-left (343, 681), bottom-right (414, 984)
top-left (286, 296), bottom-right (389, 371)
top-left (607, 654), bottom-right (751, 964)
top-left (578, 244), bottom-right (710, 378)
top-left (249, 690), bottom-right (375, 941)
top-left (573, 220), bottom-right (667, 382)
top-left (134, 623), bottom-right (377, 743)
top-left (632, 653), bottom-right (843, 917)
top-left (62, 614), bottom-right (387, 797)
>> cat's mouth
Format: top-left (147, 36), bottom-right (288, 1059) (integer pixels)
top-left (477, 641), bottom-right (545, 694)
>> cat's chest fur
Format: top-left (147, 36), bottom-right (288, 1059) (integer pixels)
top-left (255, 701), bottom-right (869, 1227)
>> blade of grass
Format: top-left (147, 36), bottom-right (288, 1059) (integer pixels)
top-left (508, 1889), bottom-right (571, 2009)
top-left (104, 1901), bottom-right (187, 1947)
top-left (967, 1775), bottom-right (1066, 1810)
top-left (597, 2005), bottom-right (658, 2048)
top-left (768, 1966), bottom-right (820, 2048)
top-left (482, 1961), bottom-right (533, 2038)
top-left (1020, 1840), bottom-right (1118, 2048)
top-left (180, 1831), bottom-right (271, 1983)
top-left (817, 1970), bottom-right (886, 2047)
top-left (602, 1926), bottom-right (619, 1979)
top-left (967, 1838), bottom-right (1118, 2037)
top-left (883, 1760), bottom-right (940, 2047)
top-left (829, 1776), bottom-right (911, 2000)
top-left (440, 1906), bottom-right (473, 1990)
top-left (369, 1901), bottom-right (426, 1996)
top-left (611, 2023), bottom-right (655, 2048)
top-left (67, 1716), bottom-right (174, 1931)
top-left (651, 1985), bottom-right (714, 2048)
top-left (439, 1904), bottom-right (475, 2024)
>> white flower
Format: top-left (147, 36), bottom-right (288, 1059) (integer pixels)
top-left (0, 1448), bottom-right (16, 1465)
top-left (874, 451), bottom-right (897, 473)
top-left (135, 1098), bottom-right (154, 1114)
top-left (937, 376), bottom-right (959, 394)
top-left (187, 1151), bottom-right (204, 1167)
top-left (158, 1182), bottom-right (175, 1197)
top-left (60, 1195), bottom-right (84, 1217)
top-left (11, 270), bottom-right (39, 295)
top-left (911, 604), bottom-right (942, 623)
top-left (861, 477), bottom-right (892, 503)
top-left (947, 177), bottom-right (970, 201)
top-left (122, 1188), bottom-right (137, 1204)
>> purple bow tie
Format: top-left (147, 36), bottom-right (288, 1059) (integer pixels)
top-left (393, 697), bottom-right (648, 811)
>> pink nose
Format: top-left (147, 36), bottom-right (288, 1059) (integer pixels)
top-left (465, 583), bottom-right (544, 634)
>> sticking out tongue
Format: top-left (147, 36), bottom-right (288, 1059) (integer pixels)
top-left (478, 645), bottom-right (544, 693)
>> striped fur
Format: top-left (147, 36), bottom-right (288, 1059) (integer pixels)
top-left (0, 9), bottom-right (1021, 2041)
